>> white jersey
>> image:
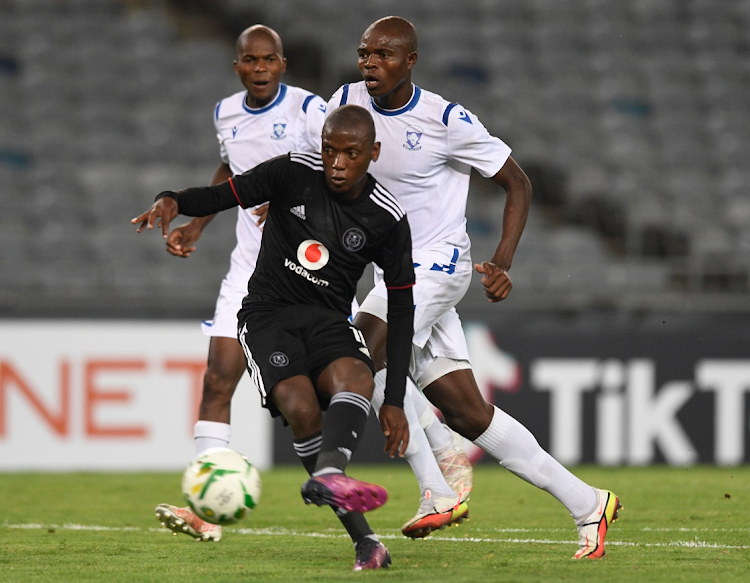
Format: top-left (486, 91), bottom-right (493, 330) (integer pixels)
top-left (327, 82), bottom-right (511, 250)
top-left (215, 84), bottom-right (327, 272)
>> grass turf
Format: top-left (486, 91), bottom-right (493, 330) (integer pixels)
top-left (1, 465), bottom-right (748, 582)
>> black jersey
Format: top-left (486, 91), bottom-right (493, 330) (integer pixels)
top-left (161, 152), bottom-right (415, 407)
top-left (172, 152), bottom-right (414, 316)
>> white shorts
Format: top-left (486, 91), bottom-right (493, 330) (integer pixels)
top-left (201, 265), bottom-right (252, 339)
top-left (359, 240), bottom-right (473, 386)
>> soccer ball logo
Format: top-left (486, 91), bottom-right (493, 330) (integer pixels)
top-left (182, 448), bottom-right (262, 525)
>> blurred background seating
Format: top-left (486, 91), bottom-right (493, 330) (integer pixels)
top-left (1, 0), bottom-right (748, 317)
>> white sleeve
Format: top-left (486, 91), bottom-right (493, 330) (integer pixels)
top-left (214, 100), bottom-right (229, 164)
top-left (445, 104), bottom-right (511, 178)
top-left (298, 94), bottom-right (327, 153)
top-left (326, 85), bottom-right (347, 120)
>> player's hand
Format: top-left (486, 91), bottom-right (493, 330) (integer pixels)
top-left (131, 197), bottom-right (179, 238)
top-left (474, 261), bottom-right (513, 302)
top-left (379, 404), bottom-right (409, 458)
top-left (252, 202), bottom-right (269, 229)
top-left (166, 222), bottom-right (202, 258)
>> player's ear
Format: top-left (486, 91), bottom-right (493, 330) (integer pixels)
top-left (406, 51), bottom-right (418, 70)
top-left (371, 141), bottom-right (381, 162)
top-left (281, 57), bottom-right (288, 74)
top-left (233, 60), bottom-right (239, 76)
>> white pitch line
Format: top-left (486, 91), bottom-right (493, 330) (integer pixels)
top-left (476, 527), bottom-right (750, 534)
top-left (640, 527), bottom-right (750, 533)
top-left (3, 523), bottom-right (748, 551)
top-left (4, 523), bottom-right (142, 531)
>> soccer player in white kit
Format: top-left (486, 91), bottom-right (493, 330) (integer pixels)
top-left (328, 16), bottom-right (622, 559)
top-left (153, 24), bottom-right (471, 545)
top-left (152, 25), bottom-right (326, 543)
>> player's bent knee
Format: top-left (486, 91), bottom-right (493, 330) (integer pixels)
top-left (319, 357), bottom-right (375, 399)
top-left (273, 382), bottom-right (322, 435)
top-left (203, 368), bottom-right (239, 403)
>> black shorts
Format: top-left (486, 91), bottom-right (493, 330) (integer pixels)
top-left (237, 304), bottom-right (375, 417)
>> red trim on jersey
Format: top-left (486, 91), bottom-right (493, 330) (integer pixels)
top-left (228, 177), bottom-right (244, 208)
top-left (386, 283), bottom-right (416, 290)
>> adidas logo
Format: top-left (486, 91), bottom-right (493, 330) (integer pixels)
top-left (290, 205), bottom-right (306, 220)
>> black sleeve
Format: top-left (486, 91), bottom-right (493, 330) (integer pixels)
top-left (383, 285), bottom-right (414, 408)
top-left (377, 216), bottom-right (416, 408)
top-left (379, 217), bottom-right (416, 290)
top-left (229, 154), bottom-right (289, 206)
top-left (157, 180), bottom-right (239, 217)
top-left (155, 154), bottom-right (290, 217)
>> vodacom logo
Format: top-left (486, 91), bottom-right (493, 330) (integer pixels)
top-left (297, 240), bottom-right (330, 271)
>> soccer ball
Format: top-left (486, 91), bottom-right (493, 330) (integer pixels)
top-left (181, 447), bottom-right (261, 525)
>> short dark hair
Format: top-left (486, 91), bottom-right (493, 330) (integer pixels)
top-left (323, 105), bottom-right (376, 145)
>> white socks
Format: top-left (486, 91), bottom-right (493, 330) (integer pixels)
top-left (371, 370), bottom-right (454, 498)
top-left (473, 406), bottom-right (598, 521)
top-left (407, 382), bottom-right (453, 451)
top-left (194, 420), bottom-right (231, 455)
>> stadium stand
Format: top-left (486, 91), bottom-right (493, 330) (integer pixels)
top-left (1, 0), bottom-right (748, 317)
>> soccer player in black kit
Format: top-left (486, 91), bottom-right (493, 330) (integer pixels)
top-left (133, 105), bottom-right (413, 571)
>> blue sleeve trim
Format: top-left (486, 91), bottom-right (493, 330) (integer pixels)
top-left (302, 94), bottom-right (316, 113)
top-left (442, 102), bottom-right (458, 126)
top-left (215, 100), bottom-right (222, 122)
top-left (340, 84), bottom-right (350, 106)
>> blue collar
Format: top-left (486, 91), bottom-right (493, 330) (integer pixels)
top-left (371, 85), bottom-right (421, 116)
top-left (242, 84), bottom-right (287, 114)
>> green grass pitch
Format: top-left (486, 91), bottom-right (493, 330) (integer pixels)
top-left (1, 465), bottom-right (748, 582)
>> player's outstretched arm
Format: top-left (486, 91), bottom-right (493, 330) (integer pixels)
top-left (133, 178), bottom-right (242, 241)
top-left (166, 162), bottom-right (233, 257)
top-left (475, 156), bottom-right (532, 302)
top-left (131, 196), bottom-right (179, 239)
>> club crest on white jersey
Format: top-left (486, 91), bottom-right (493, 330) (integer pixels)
top-left (403, 125), bottom-right (424, 151)
top-left (272, 119), bottom-right (288, 140)
top-left (297, 240), bottom-right (329, 270)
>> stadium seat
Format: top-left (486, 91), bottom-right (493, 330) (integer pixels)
top-left (3, 0), bottom-right (748, 313)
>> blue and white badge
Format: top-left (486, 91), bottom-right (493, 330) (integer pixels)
top-left (272, 119), bottom-right (288, 140)
top-left (403, 125), bottom-right (423, 151)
